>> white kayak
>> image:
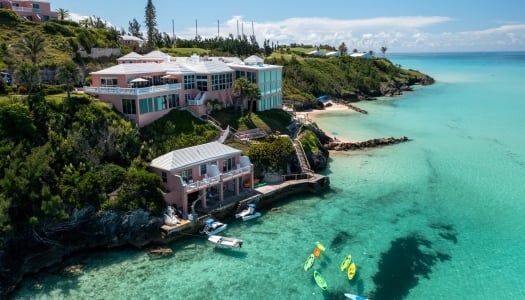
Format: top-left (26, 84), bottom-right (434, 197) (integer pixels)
top-left (344, 293), bottom-right (368, 300)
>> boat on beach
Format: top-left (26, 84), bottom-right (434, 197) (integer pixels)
top-left (207, 235), bottom-right (243, 248)
top-left (235, 203), bottom-right (261, 221)
top-left (200, 218), bottom-right (228, 235)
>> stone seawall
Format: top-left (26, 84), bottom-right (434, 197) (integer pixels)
top-left (326, 136), bottom-right (410, 151)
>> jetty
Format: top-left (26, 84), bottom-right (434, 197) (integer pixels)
top-left (159, 172), bottom-right (329, 241)
top-left (326, 136), bottom-right (410, 151)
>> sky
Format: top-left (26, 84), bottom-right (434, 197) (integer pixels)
top-left (49, 0), bottom-right (525, 53)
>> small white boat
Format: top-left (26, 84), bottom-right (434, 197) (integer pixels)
top-left (344, 293), bottom-right (368, 300)
top-left (235, 204), bottom-right (261, 221)
top-left (200, 218), bottom-right (228, 235)
top-left (208, 235), bottom-right (243, 248)
top-left (163, 206), bottom-right (179, 226)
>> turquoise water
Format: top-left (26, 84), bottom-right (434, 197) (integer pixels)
top-left (13, 52), bottom-right (525, 300)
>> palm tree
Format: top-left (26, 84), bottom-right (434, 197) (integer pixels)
top-left (232, 77), bottom-right (250, 115)
top-left (338, 42), bottom-right (348, 56)
top-left (16, 31), bottom-right (46, 65)
top-left (56, 8), bottom-right (69, 21)
top-left (380, 46), bottom-right (388, 58)
top-left (13, 62), bottom-right (41, 103)
top-left (55, 61), bottom-right (83, 100)
top-left (245, 84), bottom-right (261, 118)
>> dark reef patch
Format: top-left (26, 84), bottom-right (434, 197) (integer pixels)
top-left (330, 231), bottom-right (354, 250)
top-left (430, 222), bottom-right (458, 244)
top-left (370, 233), bottom-right (451, 300)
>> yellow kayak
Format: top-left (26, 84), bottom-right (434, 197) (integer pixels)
top-left (304, 254), bottom-right (315, 271)
top-left (347, 262), bottom-right (356, 280)
top-left (340, 254), bottom-right (352, 271)
top-left (316, 241), bottom-right (326, 252)
top-left (314, 270), bottom-right (328, 290)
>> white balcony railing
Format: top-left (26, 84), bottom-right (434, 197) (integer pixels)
top-left (184, 165), bottom-right (252, 193)
top-left (83, 83), bottom-right (181, 96)
top-left (186, 99), bottom-right (205, 106)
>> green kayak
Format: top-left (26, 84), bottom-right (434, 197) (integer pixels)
top-left (313, 270), bottom-right (328, 290)
top-left (304, 254), bottom-right (315, 271)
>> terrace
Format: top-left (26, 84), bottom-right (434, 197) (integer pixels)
top-left (84, 83), bottom-right (181, 96)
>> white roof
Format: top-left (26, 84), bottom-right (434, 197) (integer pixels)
top-left (150, 142), bottom-right (241, 171)
top-left (91, 63), bottom-right (170, 75)
top-left (120, 36), bottom-right (144, 42)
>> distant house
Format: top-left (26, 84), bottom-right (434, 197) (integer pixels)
top-left (149, 141), bottom-right (254, 217)
top-left (0, 0), bottom-right (58, 22)
top-left (350, 52), bottom-right (372, 59)
top-left (119, 35), bottom-right (145, 51)
top-left (326, 51), bottom-right (340, 57)
top-left (307, 49), bottom-right (325, 57)
top-left (84, 51), bottom-right (283, 127)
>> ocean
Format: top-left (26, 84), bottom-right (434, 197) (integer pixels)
top-left (12, 52), bottom-right (525, 300)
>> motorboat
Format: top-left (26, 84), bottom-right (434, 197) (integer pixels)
top-left (235, 204), bottom-right (261, 221)
top-left (207, 235), bottom-right (243, 248)
top-left (200, 218), bottom-right (228, 235)
top-left (163, 205), bottom-right (179, 226)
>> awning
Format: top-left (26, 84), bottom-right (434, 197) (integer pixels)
top-left (162, 74), bottom-right (178, 79)
top-left (130, 77), bottom-right (148, 83)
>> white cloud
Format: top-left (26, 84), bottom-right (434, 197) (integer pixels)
top-left (173, 16), bottom-right (525, 52)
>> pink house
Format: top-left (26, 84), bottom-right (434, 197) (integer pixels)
top-left (0, 0), bottom-right (58, 22)
top-left (84, 51), bottom-right (283, 127)
top-left (149, 141), bottom-right (254, 218)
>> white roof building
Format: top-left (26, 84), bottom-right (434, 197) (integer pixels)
top-left (150, 141), bottom-right (241, 172)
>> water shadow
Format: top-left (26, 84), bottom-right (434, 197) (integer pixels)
top-left (370, 233), bottom-right (451, 300)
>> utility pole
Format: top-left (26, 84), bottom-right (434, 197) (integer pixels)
top-left (217, 19), bottom-right (219, 38)
top-left (195, 19), bottom-right (198, 39)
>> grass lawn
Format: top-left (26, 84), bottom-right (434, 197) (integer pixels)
top-left (210, 108), bottom-right (292, 134)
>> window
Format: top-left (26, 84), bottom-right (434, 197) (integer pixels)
top-left (168, 94), bottom-right (179, 108)
top-left (101, 78), bottom-right (118, 86)
top-left (122, 99), bottom-right (136, 114)
top-left (196, 75), bottom-right (208, 91)
top-left (246, 72), bottom-right (257, 84)
top-left (223, 157), bottom-right (235, 172)
top-left (154, 96), bottom-right (167, 111)
top-left (211, 73), bottom-right (232, 91)
top-left (179, 169), bottom-right (193, 182)
top-left (139, 98), bottom-right (153, 114)
top-left (184, 75), bottom-right (195, 90)
top-left (161, 172), bottom-right (167, 183)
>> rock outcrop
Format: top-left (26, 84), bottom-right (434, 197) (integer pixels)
top-left (0, 207), bottom-right (164, 298)
top-left (326, 136), bottom-right (410, 151)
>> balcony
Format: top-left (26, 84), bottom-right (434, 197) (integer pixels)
top-left (184, 165), bottom-right (252, 193)
top-left (187, 91), bottom-right (207, 106)
top-left (83, 83), bottom-right (181, 96)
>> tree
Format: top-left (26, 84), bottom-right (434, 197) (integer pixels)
top-left (56, 8), bottom-right (69, 20)
top-left (232, 77), bottom-right (250, 115)
top-left (16, 31), bottom-right (46, 65)
top-left (128, 18), bottom-right (143, 38)
top-left (144, 0), bottom-right (158, 50)
top-left (245, 83), bottom-right (261, 118)
top-left (13, 62), bottom-right (41, 96)
top-left (338, 42), bottom-right (348, 56)
top-left (381, 46), bottom-right (388, 57)
top-left (55, 61), bottom-right (83, 100)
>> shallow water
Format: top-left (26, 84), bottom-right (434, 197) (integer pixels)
top-left (13, 52), bottom-right (525, 300)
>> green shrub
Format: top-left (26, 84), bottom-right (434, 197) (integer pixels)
top-left (0, 9), bottom-right (20, 26)
top-left (42, 22), bottom-right (75, 37)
